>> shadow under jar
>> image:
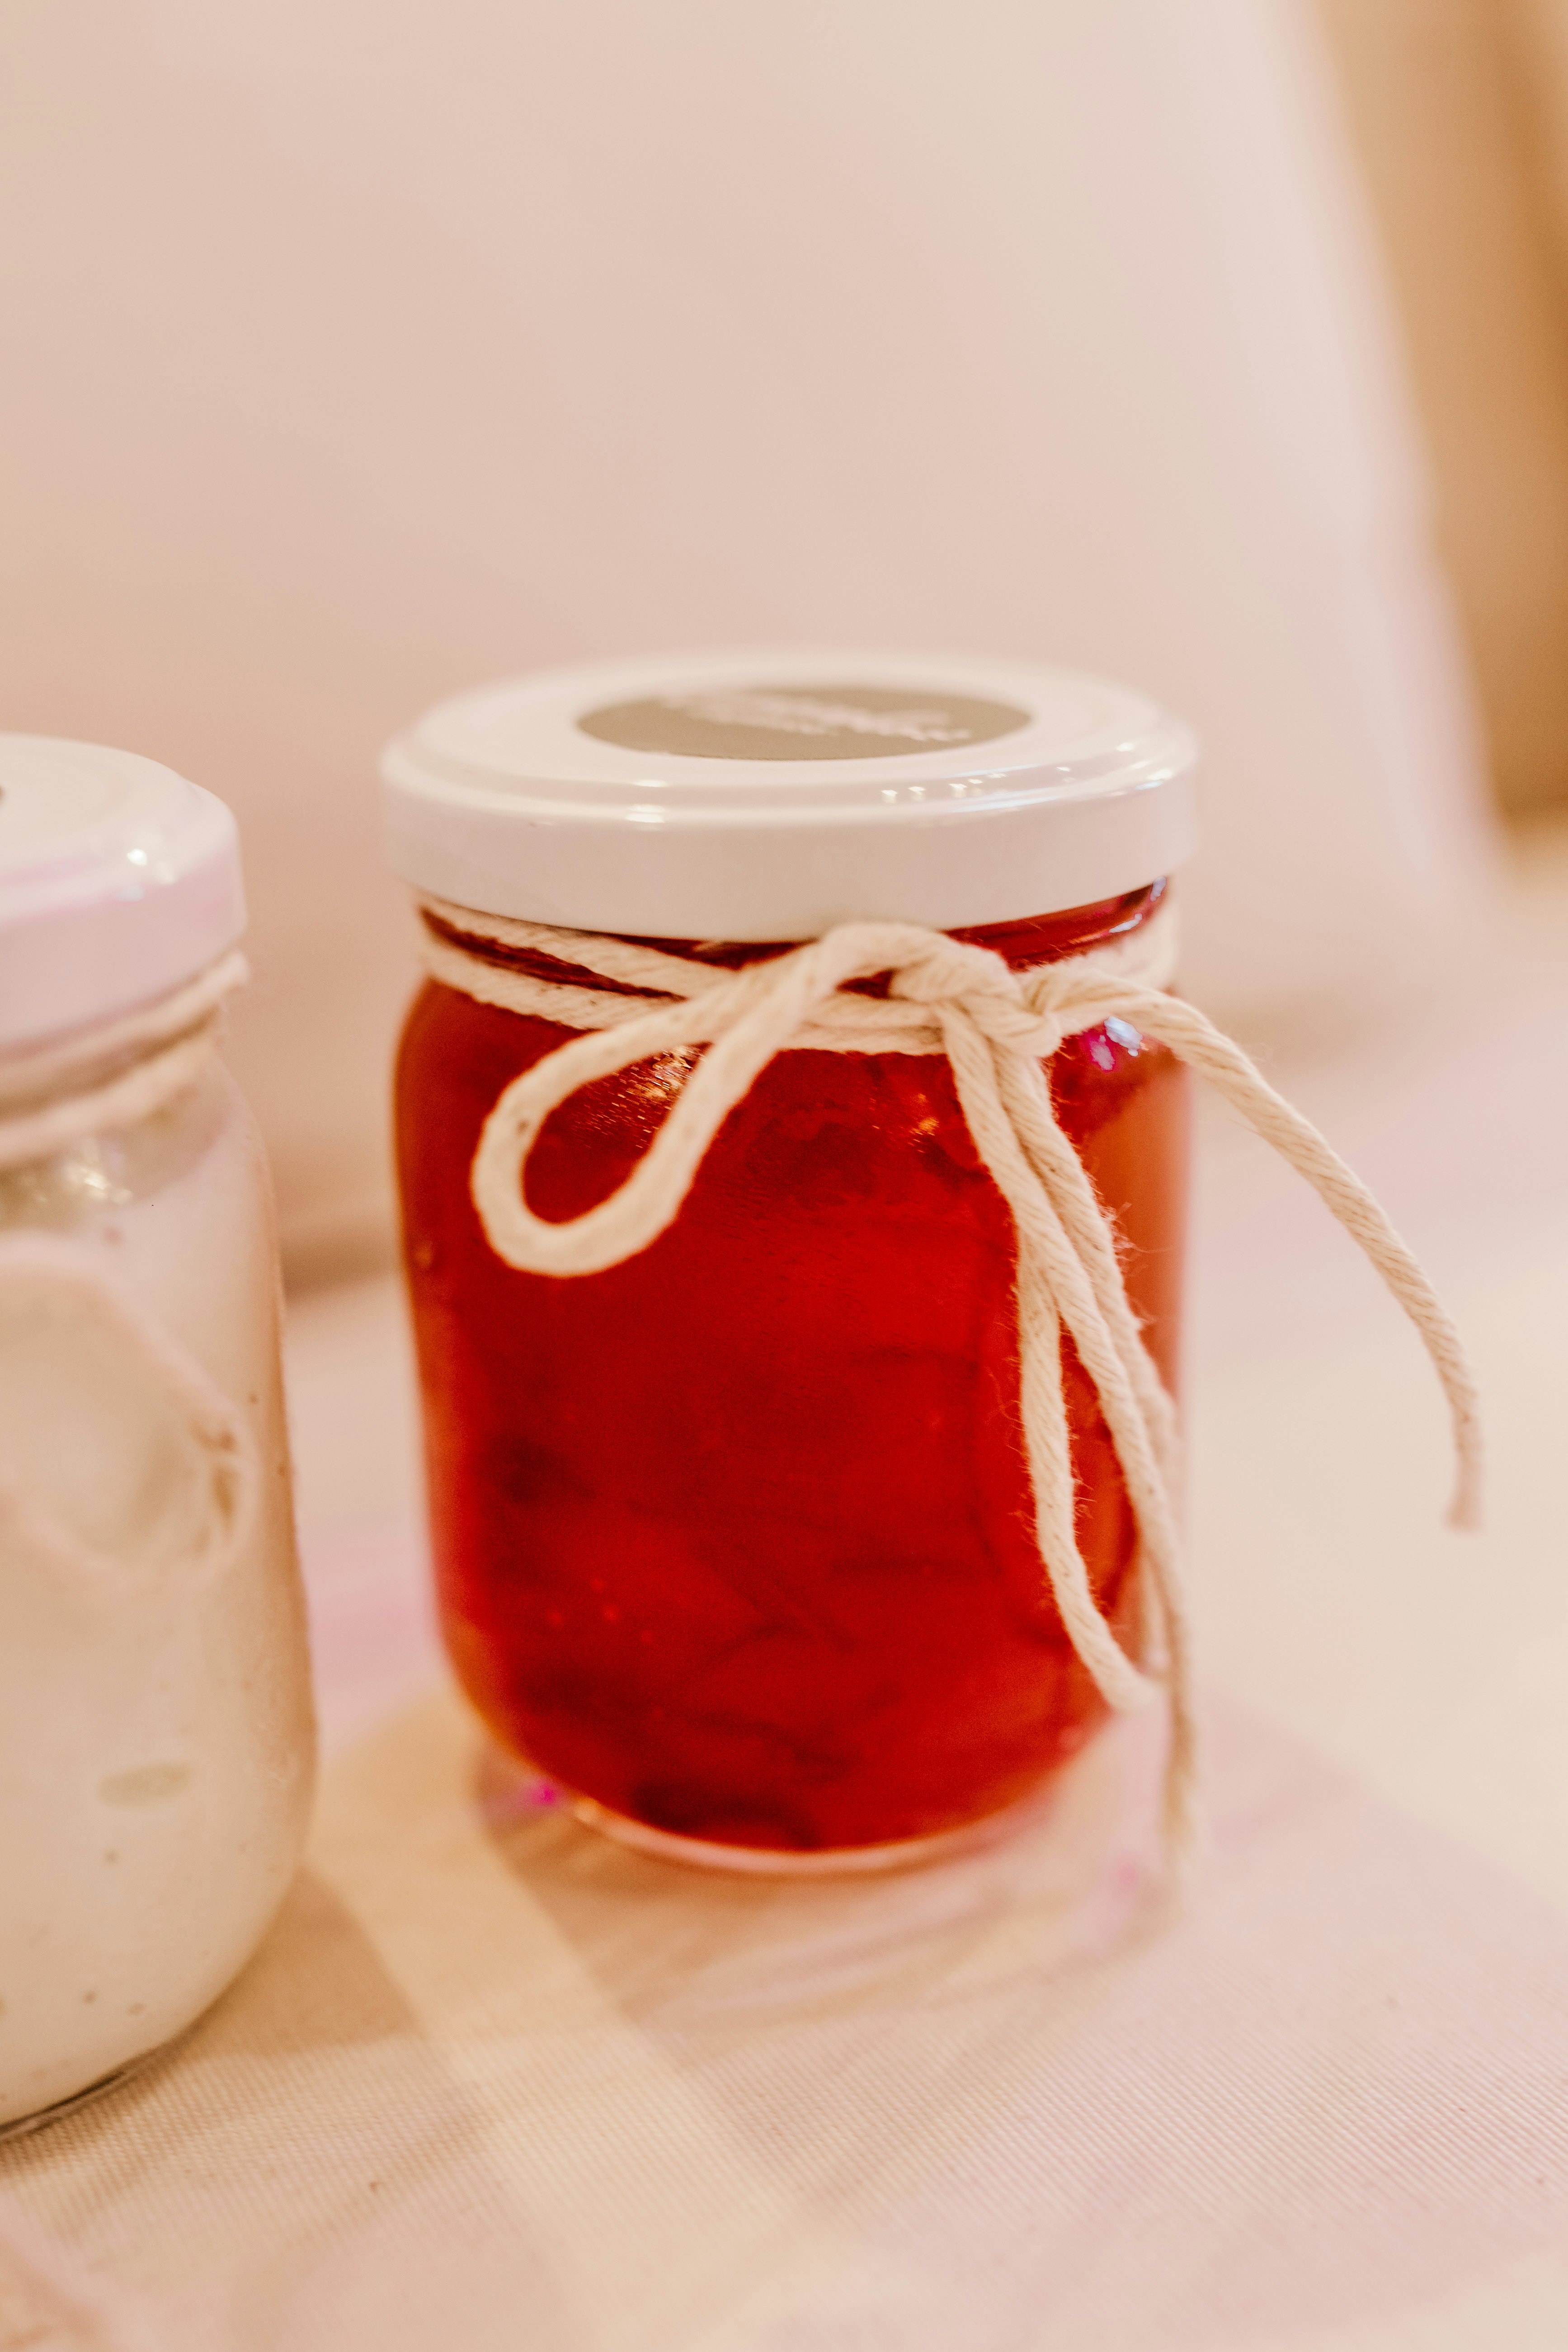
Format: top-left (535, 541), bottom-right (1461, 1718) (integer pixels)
top-left (386, 655), bottom-right (1199, 1869)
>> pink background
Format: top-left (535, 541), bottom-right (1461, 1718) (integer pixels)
top-left (0, 0), bottom-right (1495, 1278)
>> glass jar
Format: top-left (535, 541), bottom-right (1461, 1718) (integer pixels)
top-left (0, 738), bottom-right (314, 2135)
top-left (385, 656), bottom-right (1198, 1868)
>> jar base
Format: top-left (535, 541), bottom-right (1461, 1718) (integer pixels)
top-left (0, 2040), bottom-right (171, 2144)
top-left (563, 1767), bottom-right (1088, 1878)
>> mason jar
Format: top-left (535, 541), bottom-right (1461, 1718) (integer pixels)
top-left (0, 737), bottom-right (315, 2134)
top-left (385, 655), bottom-right (1196, 1870)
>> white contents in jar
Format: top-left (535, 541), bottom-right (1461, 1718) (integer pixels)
top-left (0, 1056), bottom-right (314, 2129)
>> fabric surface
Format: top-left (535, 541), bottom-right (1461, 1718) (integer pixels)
top-left (3, 1684), bottom-right (1568, 2351)
top-left (5, 843), bottom-right (1568, 2348)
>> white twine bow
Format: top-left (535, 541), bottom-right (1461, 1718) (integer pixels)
top-left (422, 897), bottom-right (1484, 1865)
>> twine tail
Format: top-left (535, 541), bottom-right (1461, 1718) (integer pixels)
top-left (994, 1040), bottom-right (1182, 1487)
top-left (1112, 987), bottom-right (1485, 1532)
top-left (939, 1009), bottom-right (1160, 1717)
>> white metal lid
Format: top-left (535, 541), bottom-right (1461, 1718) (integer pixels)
top-left (0, 737), bottom-right (246, 1054)
top-left (382, 649), bottom-right (1198, 939)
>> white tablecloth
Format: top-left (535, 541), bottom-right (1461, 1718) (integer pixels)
top-left (5, 847), bottom-right (1568, 2350)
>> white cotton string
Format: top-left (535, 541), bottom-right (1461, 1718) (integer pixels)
top-left (417, 898), bottom-right (1174, 1054)
top-left (418, 894), bottom-right (1484, 1870)
top-left (0, 951), bottom-right (249, 1173)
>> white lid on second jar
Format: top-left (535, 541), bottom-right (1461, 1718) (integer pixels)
top-left (382, 650), bottom-right (1198, 941)
top-left (0, 737), bottom-right (245, 1054)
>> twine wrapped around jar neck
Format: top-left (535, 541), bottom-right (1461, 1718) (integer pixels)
top-left (0, 951), bottom-right (248, 1173)
top-left (419, 893), bottom-right (1484, 1873)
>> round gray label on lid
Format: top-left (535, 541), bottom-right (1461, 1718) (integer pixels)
top-left (576, 682), bottom-right (1032, 762)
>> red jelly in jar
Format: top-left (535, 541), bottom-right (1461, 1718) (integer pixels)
top-left (385, 657), bottom-right (1198, 1866)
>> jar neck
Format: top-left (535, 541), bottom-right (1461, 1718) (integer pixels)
top-left (426, 881), bottom-right (1169, 996)
top-left (946, 880), bottom-right (1168, 970)
top-left (0, 990), bottom-right (221, 1126)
